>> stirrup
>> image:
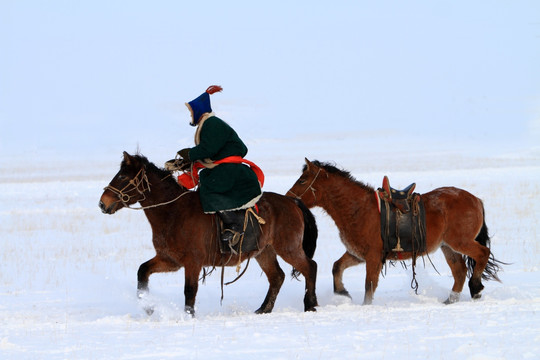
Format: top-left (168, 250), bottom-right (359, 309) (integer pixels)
top-left (222, 229), bottom-right (244, 246)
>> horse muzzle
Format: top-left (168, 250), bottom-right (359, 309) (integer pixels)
top-left (99, 199), bottom-right (119, 214)
top-left (99, 200), bottom-right (110, 214)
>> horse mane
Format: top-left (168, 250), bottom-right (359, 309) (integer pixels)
top-left (305, 160), bottom-right (374, 192)
top-left (122, 153), bottom-right (185, 190)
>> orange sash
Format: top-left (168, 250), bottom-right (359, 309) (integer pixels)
top-left (177, 156), bottom-right (264, 190)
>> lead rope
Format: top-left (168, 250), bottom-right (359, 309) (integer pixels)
top-left (220, 257), bottom-right (252, 305)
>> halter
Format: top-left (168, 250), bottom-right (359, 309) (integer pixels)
top-left (287, 168), bottom-right (322, 201)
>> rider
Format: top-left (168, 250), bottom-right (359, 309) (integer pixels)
top-left (171, 85), bottom-right (263, 245)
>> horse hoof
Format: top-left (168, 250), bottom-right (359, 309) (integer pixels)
top-left (362, 298), bottom-right (373, 305)
top-left (137, 289), bottom-right (148, 299)
top-left (137, 291), bottom-right (154, 315)
top-left (144, 307), bottom-right (154, 316)
top-left (334, 290), bottom-right (352, 299)
top-left (468, 279), bottom-right (484, 299)
top-left (443, 298), bottom-right (457, 305)
top-left (185, 306), bottom-right (195, 317)
top-left (444, 291), bottom-right (460, 305)
top-left (305, 306), bottom-right (317, 312)
top-left (255, 307), bottom-right (271, 314)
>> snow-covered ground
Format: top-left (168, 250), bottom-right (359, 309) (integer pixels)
top-left (1, 135), bottom-right (539, 359)
top-left (2, 1), bottom-right (539, 358)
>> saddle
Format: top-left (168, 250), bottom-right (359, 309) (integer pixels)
top-left (377, 176), bottom-right (426, 258)
top-left (216, 207), bottom-right (265, 255)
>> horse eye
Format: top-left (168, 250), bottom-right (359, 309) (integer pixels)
top-left (118, 174), bottom-right (127, 181)
top-left (299, 179), bottom-right (307, 185)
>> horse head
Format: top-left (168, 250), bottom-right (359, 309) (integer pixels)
top-left (286, 158), bottom-right (325, 207)
top-left (99, 151), bottom-right (151, 214)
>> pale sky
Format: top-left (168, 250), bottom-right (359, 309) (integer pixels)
top-left (1, 1), bottom-right (539, 158)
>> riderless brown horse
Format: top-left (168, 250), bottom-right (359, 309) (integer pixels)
top-left (287, 159), bottom-right (503, 305)
top-left (99, 152), bottom-right (318, 316)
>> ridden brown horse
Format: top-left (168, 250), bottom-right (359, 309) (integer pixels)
top-left (287, 159), bottom-right (503, 305)
top-left (99, 152), bottom-right (318, 316)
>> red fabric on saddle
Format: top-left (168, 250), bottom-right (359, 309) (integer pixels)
top-left (177, 156), bottom-right (265, 190)
top-left (375, 190), bottom-right (382, 213)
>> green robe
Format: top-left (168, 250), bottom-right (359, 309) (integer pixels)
top-left (188, 116), bottom-right (262, 213)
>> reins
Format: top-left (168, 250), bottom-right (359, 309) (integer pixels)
top-left (104, 167), bottom-right (189, 211)
top-left (129, 191), bottom-right (190, 211)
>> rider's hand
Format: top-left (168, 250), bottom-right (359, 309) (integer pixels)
top-left (164, 158), bottom-right (190, 172)
top-left (177, 148), bottom-right (191, 161)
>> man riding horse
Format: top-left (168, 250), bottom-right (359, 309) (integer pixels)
top-left (166, 86), bottom-right (263, 246)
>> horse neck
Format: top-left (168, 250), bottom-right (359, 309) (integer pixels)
top-left (317, 174), bottom-right (374, 228)
top-left (139, 171), bottom-right (186, 217)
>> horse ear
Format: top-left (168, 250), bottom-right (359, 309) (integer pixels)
top-left (304, 158), bottom-right (313, 170)
top-left (123, 151), bottom-right (132, 165)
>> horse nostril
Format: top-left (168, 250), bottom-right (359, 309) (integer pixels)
top-left (99, 201), bottom-right (107, 213)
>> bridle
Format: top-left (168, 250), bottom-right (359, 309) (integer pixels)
top-left (104, 167), bottom-right (191, 211)
top-left (287, 168), bottom-right (322, 201)
top-left (104, 167), bottom-right (151, 209)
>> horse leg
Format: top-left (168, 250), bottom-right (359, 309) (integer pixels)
top-left (254, 247), bottom-right (285, 314)
top-left (137, 255), bottom-right (181, 315)
top-left (447, 240), bottom-right (490, 300)
top-left (183, 263), bottom-right (202, 317)
top-left (441, 245), bottom-right (467, 304)
top-left (363, 257), bottom-right (383, 305)
top-left (278, 247), bottom-right (318, 312)
top-left (332, 251), bottom-right (364, 299)
top-left (467, 245), bottom-right (490, 300)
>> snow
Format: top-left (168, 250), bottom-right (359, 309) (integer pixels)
top-left (1, 136), bottom-right (539, 359)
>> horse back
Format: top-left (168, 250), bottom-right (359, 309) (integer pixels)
top-left (423, 186), bottom-right (483, 212)
top-left (257, 192), bottom-right (305, 247)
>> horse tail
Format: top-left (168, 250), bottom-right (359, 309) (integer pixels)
top-left (465, 205), bottom-right (504, 282)
top-left (291, 199), bottom-right (318, 279)
top-left (297, 199), bottom-right (318, 259)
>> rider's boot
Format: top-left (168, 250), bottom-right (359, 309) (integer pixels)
top-left (218, 210), bottom-right (246, 245)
